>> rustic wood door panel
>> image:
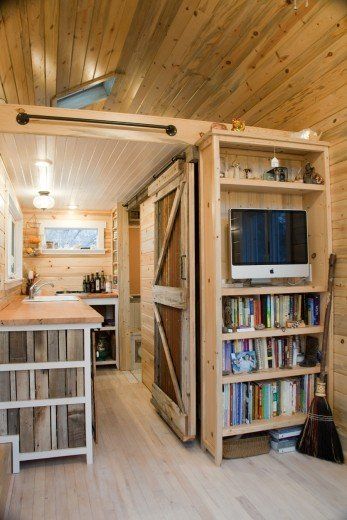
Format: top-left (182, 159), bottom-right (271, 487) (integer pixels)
top-left (151, 160), bottom-right (195, 441)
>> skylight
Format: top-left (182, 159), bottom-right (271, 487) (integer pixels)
top-left (53, 75), bottom-right (116, 109)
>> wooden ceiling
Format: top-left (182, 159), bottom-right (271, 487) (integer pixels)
top-left (0, 0), bottom-right (345, 209)
top-left (0, 133), bottom-right (182, 209)
top-left (0, 0), bottom-right (345, 139)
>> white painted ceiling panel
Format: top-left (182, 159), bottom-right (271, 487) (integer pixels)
top-left (0, 133), bottom-right (183, 210)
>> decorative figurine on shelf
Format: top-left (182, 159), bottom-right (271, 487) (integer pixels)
top-left (222, 298), bottom-right (233, 332)
top-left (211, 122), bottom-right (228, 131)
top-left (243, 168), bottom-right (252, 179)
top-left (303, 162), bottom-right (324, 184)
top-left (299, 336), bottom-right (319, 367)
top-left (230, 118), bottom-right (246, 132)
top-left (255, 323), bottom-right (265, 330)
top-left (264, 167), bottom-right (288, 182)
top-left (286, 319), bottom-right (306, 328)
top-left (231, 161), bottom-right (240, 179)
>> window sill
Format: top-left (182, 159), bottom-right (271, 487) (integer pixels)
top-left (41, 249), bottom-right (106, 255)
top-left (5, 279), bottom-right (23, 289)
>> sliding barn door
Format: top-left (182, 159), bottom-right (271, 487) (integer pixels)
top-left (150, 160), bottom-right (196, 442)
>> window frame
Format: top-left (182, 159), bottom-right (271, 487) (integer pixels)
top-left (39, 219), bottom-right (106, 255)
top-left (6, 194), bottom-right (23, 283)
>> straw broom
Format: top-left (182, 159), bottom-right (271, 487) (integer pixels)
top-left (297, 253), bottom-right (344, 463)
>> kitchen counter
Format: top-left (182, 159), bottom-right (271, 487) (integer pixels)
top-left (0, 295), bottom-right (103, 326)
top-left (78, 292), bottom-right (118, 299)
top-left (0, 295), bottom-right (101, 470)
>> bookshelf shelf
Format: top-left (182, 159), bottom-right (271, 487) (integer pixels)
top-left (222, 325), bottom-right (323, 340)
top-left (199, 130), bottom-right (331, 465)
top-left (220, 178), bottom-right (325, 194)
top-left (222, 413), bottom-right (307, 437)
top-left (221, 285), bottom-right (326, 296)
top-left (222, 365), bottom-right (321, 384)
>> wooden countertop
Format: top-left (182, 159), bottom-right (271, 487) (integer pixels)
top-left (0, 296), bottom-right (104, 326)
top-left (78, 292), bottom-right (118, 299)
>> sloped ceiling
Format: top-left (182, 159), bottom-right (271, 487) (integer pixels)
top-left (0, 0), bottom-right (345, 139)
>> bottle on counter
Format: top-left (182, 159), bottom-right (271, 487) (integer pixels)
top-left (100, 270), bottom-right (106, 292)
top-left (86, 275), bottom-right (91, 293)
top-left (90, 273), bottom-right (95, 293)
top-left (105, 275), bottom-right (112, 293)
top-left (82, 275), bottom-right (87, 293)
top-left (95, 272), bottom-right (101, 293)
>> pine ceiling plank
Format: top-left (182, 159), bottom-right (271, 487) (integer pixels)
top-left (51, 136), bottom-right (68, 207)
top-left (44, 0), bottom-right (59, 105)
top-left (280, 85), bottom-right (347, 134)
top-left (65, 138), bottom-right (98, 206)
top-left (241, 33), bottom-right (346, 126)
top-left (94, 0), bottom-right (125, 77)
top-left (321, 119), bottom-right (347, 144)
top-left (256, 61), bottom-right (346, 130)
top-left (26, 0), bottom-right (46, 106)
top-left (104, 0), bottom-right (182, 113)
top-left (124, 0), bottom-right (211, 112)
top-left (124, 0), bottom-right (220, 116)
top-left (81, 0), bottom-right (110, 83)
top-left (0, 77), bottom-right (6, 103)
top-left (1, 134), bottom-right (28, 189)
top-left (105, 0), bottom-right (138, 75)
top-left (154, 0), bottom-right (262, 117)
top-left (189, 0), bottom-right (329, 120)
top-left (18, 0), bottom-right (35, 105)
top-left (56, 0), bottom-right (78, 94)
top-left (0, 9), bottom-right (18, 103)
top-left (226, 9), bottom-right (346, 123)
top-left (69, 0), bottom-right (94, 89)
top-left (1, 1), bottom-right (29, 104)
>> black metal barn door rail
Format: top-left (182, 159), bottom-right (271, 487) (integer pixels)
top-left (16, 111), bottom-right (177, 136)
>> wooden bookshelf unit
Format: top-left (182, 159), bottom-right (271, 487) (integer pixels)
top-left (198, 129), bottom-right (332, 465)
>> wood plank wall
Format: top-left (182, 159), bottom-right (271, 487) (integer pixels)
top-left (0, 158), bottom-right (22, 309)
top-left (22, 209), bottom-right (112, 293)
top-left (330, 128), bottom-right (347, 452)
top-left (140, 197), bottom-right (155, 390)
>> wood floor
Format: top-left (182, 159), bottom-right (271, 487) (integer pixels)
top-left (5, 370), bottom-right (347, 520)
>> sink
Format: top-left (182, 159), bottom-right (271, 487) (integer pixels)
top-left (24, 295), bottom-right (79, 302)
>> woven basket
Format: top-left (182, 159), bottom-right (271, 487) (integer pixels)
top-left (223, 432), bottom-right (270, 459)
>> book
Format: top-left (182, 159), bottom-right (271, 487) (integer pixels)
top-left (231, 351), bottom-right (257, 373)
top-left (223, 335), bottom-right (306, 372)
top-left (222, 294), bottom-right (320, 329)
top-left (270, 439), bottom-right (297, 453)
top-left (223, 375), bottom-right (315, 427)
top-left (269, 426), bottom-right (302, 440)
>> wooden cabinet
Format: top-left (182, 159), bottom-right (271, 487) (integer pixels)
top-left (198, 129), bottom-right (332, 464)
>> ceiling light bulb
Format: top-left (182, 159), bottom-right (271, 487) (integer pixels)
top-left (35, 159), bottom-right (52, 167)
top-left (33, 190), bottom-right (55, 210)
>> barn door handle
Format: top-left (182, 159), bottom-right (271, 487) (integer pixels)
top-left (180, 255), bottom-right (187, 280)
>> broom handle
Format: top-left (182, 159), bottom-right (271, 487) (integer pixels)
top-left (319, 253), bottom-right (336, 382)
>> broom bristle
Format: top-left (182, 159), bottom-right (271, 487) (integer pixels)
top-left (297, 395), bottom-right (344, 464)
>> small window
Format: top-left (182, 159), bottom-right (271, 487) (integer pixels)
top-left (7, 195), bottom-right (23, 281)
top-left (40, 220), bottom-right (106, 254)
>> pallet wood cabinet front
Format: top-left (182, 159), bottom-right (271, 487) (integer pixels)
top-left (0, 329), bottom-right (90, 463)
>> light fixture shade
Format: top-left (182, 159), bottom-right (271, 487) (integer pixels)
top-left (35, 159), bottom-right (52, 167)
top-left (33, 190), bottom-right (55, 210)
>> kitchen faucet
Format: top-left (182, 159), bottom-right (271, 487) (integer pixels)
top-left (29, 281), bottom-right (55, 300)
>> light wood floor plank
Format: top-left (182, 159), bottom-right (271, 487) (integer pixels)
top-left (5, 369), bottom-right (347, 520)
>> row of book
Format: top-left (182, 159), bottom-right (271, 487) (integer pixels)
top-left (223, 336), bottom-right (307, 373)
top-left (222, 294), bottom-right (320, 330)
top-left (222, 375), bottom-right (315, 427)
